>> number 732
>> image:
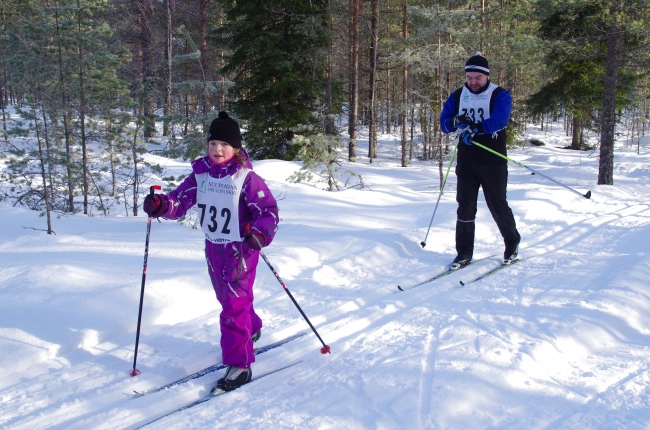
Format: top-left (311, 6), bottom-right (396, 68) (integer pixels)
top-left (197, 203), bottom-right (232, 233)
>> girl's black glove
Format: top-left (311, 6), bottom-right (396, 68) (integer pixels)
top-left (245, 231), bottom-right (266, 251)
top-left (143, 194), bottom-right (167, 217)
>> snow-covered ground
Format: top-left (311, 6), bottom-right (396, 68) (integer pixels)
top-left (1, 115), bottom-right (650, 429)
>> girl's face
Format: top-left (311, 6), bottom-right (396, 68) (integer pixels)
top-left (208, 140), bottom-right (236, 164)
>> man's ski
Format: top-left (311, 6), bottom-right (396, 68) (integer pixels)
top-left (398, 255), bottom-right (496, 291)
top-left (133, 332), bottom-right (306, 396)
top-left (459, 258), bottom-right (523, 286)
top-left (136, 361), bottom-right (303, 429)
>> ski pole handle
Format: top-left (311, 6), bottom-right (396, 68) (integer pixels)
top-left (150, 185), bottom-right (161, 197)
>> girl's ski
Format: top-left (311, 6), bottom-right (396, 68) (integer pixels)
top-left (133, 332), bottom-right (306, 396)
top-left (136, 361), bottom-right (303, 429)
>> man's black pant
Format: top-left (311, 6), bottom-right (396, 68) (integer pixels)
top-left (455, 162), bottom-right (520, 259)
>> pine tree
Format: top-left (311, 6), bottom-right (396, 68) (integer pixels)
top-left (288, 119), bottom-right (362, 191)
top-left (171, 24), bottom-right (219, 161)
top-left (216, 0), bottom-right (330, 160)
top-left (4, 2), bottom-right (66, 218)
top-left (532, 0), bottom-right (648, 183)
top-left (528, 0), bottom-right (608, 150)
top-left (597, 0), bottom-right (649, 185)
top-left (66, 0), bottom-right (131, 214)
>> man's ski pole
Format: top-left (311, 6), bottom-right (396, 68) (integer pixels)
top-left (421, 143), bottom-right (458, 248)
top-left (131, 185), bottom-right (162, 377)
top-left (471, 139), bottom-right (591, 199)
top-left (259, 251), bottom-right (331, 354)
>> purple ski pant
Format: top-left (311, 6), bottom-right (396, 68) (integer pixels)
top-left (205, 240), bottom-right (263, 367)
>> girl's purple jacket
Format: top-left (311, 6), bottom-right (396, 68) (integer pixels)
top-left (157, 150), bottom-right (279, 367)
top-left (161, 150), bottom-right (279, 243)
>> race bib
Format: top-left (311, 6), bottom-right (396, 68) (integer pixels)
top-left (196, 168), bottom-right (249, 244)
top-left (459, 82), bottom-right (498, 125)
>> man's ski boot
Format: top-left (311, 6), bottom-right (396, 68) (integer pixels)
top-left (452, 255), bottom-right (472, 270)
top-left (503, 243), bottom-right (519, 264)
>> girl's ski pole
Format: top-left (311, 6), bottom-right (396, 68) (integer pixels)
top-left (131, 184), bottom-right (161, 377)
top-left (259, 251), bottom-right (331, 354)
top-left (421, 143), bottom-right (458, 248)
top-left (471, 139), bottom-right (591, 199)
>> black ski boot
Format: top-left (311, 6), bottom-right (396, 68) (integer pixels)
top-left (452, 255), bottom-right (472, 270)
top-left (212, 366), bottom-right (252, 394)
top-left (503, 243), bottom-right (519, 264)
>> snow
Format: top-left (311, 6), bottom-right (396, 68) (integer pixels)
top-left (1, 116), bottom-right (650, 429)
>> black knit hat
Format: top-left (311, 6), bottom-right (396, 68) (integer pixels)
top-left (465, 52), bottom-right (490, 75)
top-left (207, 111), bottom-right (242, 148)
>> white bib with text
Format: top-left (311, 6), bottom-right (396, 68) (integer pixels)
top-left (196, 168), bottom-right (249, 244)
top-left (458, 82), bottom-right (498, 125)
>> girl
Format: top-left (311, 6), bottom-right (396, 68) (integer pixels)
top-left (143, 111), bottom-right (279, 393)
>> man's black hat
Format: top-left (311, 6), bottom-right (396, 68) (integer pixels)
top-left (465, 52), bottom-right (490, 75)
top-left (207, 111), bottom-right (242, 148)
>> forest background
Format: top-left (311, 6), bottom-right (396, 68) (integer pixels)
top-left (0, 0), bottom-right (649, 231)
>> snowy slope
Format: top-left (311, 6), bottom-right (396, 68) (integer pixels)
top-left (1, 122), bottom-right (650, 429)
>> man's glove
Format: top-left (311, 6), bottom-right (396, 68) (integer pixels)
top-left (451, 112), bottom-right (474, 129)
top-left (459, 128), bottom-right (476, 146)
top-left (245, 231), bottom-right (266, 251)
top-left (143, 194), bottom-right (168, 217)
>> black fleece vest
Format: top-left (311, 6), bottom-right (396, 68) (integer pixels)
top-left (453, 84), bottom-right (508, 165)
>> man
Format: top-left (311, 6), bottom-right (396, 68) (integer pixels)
top-left (440, 52), bottom-right (520, 268)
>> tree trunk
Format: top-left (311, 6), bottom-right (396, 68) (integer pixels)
top-left (108, 115), bottom-right (117, 197)
top-left (77, 3), bottom-right (89, 214)
top-left (386, 60), bottom-right (391, 134)
top-left (54, 1), bottom-right (75, 213)
top-left (1, 72), bottom-right (6, 143)
top-left (132, 130), bottom-right (140, 217)
top-left (368, 0), bottom-right (379, 161)
top-left (598, 1), bottom-right (620, 185)
top-left (348, 0), bottom-right (360, 161)
top-left (199, 0), bottom-right (209, 116)
top-left (409, 103), bottom-right (414, 160)
top-left (218, 6), bottom-right (226, 111)
top-left (138, 0), bottom-right (156, 138)
top-left (34, 103), bottom-right (53, 234)
top-left (133, 79), bottom-right (150, 217)
top-left (420, 105), bottom-right (428, 159)
top-left (570, 116), bottom-right (582, 150)
top-left (163, 0), bottom-right (173, 137)
top-left (437, 31), bottom-right (443, 180)
top-left (400, 0), bottom-right (408, 167)
top-left (326, 0), bottom-right (334, 136)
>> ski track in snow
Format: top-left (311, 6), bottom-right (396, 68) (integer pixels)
top-left (1, 111), bottom-right (650, 428)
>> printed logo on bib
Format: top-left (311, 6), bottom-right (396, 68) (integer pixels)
top-left (204, 179), bottom-right (237, 196)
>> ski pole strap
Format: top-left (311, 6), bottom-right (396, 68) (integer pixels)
top-left (470, 139), bottom-right (591, 199)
